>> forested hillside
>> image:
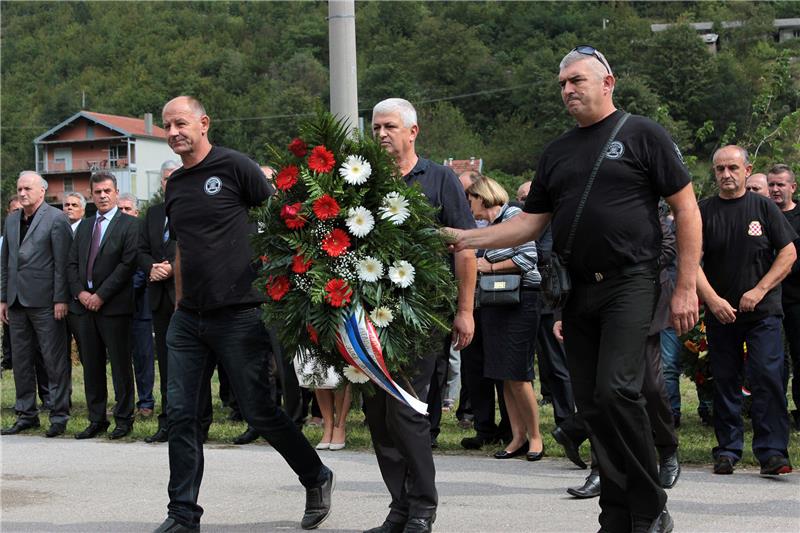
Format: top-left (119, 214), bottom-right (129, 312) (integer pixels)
top-left (2, 1), bottom-right (798, 200)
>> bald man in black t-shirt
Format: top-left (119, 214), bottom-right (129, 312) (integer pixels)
top-left (697, 145), bottom-right (796, 477)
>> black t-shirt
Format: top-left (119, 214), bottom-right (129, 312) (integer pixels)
top-left (699, 192), bottom-right (797, 324)
top-left (524, 110), bottom-right (690, 277)
top-left (780, 202), bottom-right (800, 305)
top-left (165, 146), bottom-right (273, 312)
top-left (404, 157), bottom-right (477, 231)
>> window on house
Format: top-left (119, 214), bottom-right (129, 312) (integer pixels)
top-left (63, 176), bottom-right (73, 192)
top-left (87, 125), bottom-right (94, 139)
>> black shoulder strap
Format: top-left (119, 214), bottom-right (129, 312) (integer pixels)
top-left (561, 112), bottom-right (630, 263)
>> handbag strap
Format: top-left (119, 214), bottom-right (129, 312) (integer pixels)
top-left (561, 112), bottom-right (630, 264)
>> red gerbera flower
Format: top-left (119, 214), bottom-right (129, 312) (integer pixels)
top-left (259, 255), bottom-right (269, 264)
top-left (280, 202), bottom-right (306, 230)
top-left (307, 145), bottom-right (335, 173)
top-left (291, 253), bottom-right (313, 274)
top-left (288, 138), bottom-right (308, 157)
top-left (324, 278), bottom-right (353, 307)
top-left (321, 228), bottom-right (350, 257)
top-left (275, 165), bottom-right (299, 191)
top-left (312, 194), bottom-right (340, 220)
top-left (306, 323), bottom-right (319, 345)
top-left (266, 275), bottom-right (290, 301)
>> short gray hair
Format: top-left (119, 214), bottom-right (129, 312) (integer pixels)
top-left (768, 163), bottom-right (795, 182)
top-left (18, 170), bottom-right (48, 190)
top-left (559, 49), bottom-right (613, 78)
top-left (161, 160), bottom-right (180, 175)
top-left (118, 192), bottom-right (138, 206)
top-left (372, 98), bottom-right (418, 128)
top-left (713, 145), bottom-right (750, 166)
top-left (65, 191), bottom-right (86, 208)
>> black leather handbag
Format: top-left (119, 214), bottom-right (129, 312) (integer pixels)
top-left (540, 112), bottom-right (631, 309)
top-left (478, 274), bottom-right (522, 306)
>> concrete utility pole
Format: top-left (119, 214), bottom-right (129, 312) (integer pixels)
top-left (328, 0), bottom-right (359, 134)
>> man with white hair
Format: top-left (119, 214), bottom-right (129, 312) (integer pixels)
top-left (1, 171), bottom-right (73, 437)
top-left (448, 46), bottom-right (702, 533)
top-left (366, 98), bottom-right (476, 533)
top-left (63, 192), bottom-right (86, 234)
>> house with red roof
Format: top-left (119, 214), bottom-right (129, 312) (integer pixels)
top-left (443, 157), bottom-right (483, 176)
top-left (33, 110), bottom-right (176, 205)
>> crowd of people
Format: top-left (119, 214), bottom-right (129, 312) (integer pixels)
top-left (1, 45), bottom-right (798, 533)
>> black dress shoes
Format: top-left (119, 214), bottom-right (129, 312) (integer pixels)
top-left (109, 424), bottom-right (132, 440)
top-left (567, 470), bottom-right (601, 499)
top-left (301, 468), bottom-right (335, 529)
top-left (364, 519), bottom-right (405, 533)
top-left (632, 508), bottom-right (673, 533)
top-left (145, 428), bottom-right (169, 443)
top-left (494, 440), bottom-right (529, 459)
top-left (403, 516), bottom-right (435, 533)
top-left (460, 434), bottom-right (499, 450)
top-left (75, 421), bottom-right (110, 439)
top-left (658, 453), bottom-right (681, 488)
top-left (552, 426), bottom-right (587, 469)
top-left (233, 426), bottom-right (260, 445)
top-left (45, 422), bottom-right (67, 438)
top-left (1, 419), bottom-right (40, 435)
top-left (152, 517), bottom-right (199, 532)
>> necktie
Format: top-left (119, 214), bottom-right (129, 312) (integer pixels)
top-left (87, 214), bottom-right (105, 285)
top-left (163, 216), bottom-right (170, 243)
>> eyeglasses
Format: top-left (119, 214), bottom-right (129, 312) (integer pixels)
top-left (572, 45), bottom-right (611, 75)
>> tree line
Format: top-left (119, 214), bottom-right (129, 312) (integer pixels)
top-left (2, 1), bottom-right (798, 202)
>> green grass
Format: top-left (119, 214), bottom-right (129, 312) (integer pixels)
top-left (2, 363), bottom-right (798, 467)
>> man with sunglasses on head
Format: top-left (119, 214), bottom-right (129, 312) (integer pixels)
top-left (448, 46), bottom-right (702, 533)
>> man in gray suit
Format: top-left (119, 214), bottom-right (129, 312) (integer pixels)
top-left (1, 171), bottom-right (73, 437)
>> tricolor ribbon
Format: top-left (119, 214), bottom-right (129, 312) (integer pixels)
top-left (334, 304), bottom-right (428, 415)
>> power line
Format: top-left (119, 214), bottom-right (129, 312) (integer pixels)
top-left (1, 83), bottom-right (533, 130)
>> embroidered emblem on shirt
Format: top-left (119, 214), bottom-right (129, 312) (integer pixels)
top-left (204, 176), bottom-right (222, 195)
top-left (606, 141), bottom-right (625, 160)
top-left (747, 220), bottom-right (763, 236)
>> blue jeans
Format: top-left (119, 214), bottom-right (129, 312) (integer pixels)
top-left (706, 315), bottom-right (790, 464)
top-left (659, 327), bottom-right (682, 416)
top-left (165, 305), bottom-right (327, 527)
top-left (131, 318), bottom-right (155, 410)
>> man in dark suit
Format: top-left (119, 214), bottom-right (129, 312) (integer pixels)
top-left (68, 171), bottom-right (139, 440)
top-left (139, 160), bottom-right (179, 443)
top-left (1, 171), bottom-right (72, 437)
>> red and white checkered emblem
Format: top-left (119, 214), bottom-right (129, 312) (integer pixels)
top-left (748, 220), bottom-right (763, 236)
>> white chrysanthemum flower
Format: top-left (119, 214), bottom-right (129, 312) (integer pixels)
top-left (369, 306), bottom-right (394, 327)
top-left (345, 206), bottom-right (375, 237)
top-left (339, 155), bottom-right (372, 185)
top-left (388, 260), bottom-right (415, 288)
top-left (343, 365), bottom-right (370, 384)
top-left (379, 192), bottom-right (411, 225)
top-left (357, 256), bottom-right (384, 283)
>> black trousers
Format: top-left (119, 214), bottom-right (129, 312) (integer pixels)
top-left (4, 321), bottom-right (51, 405)
top-left (459, 309), bottom-right (510, 439)
top-left (563, 270), bottom-right (665, 531)
top-left (363, 350), bottom-right (438, 522)
top-left (782, 302), bottom-right (800, 412)
top-left (166, 306), bottom-right (327, 527)
top-left (427, 337), bottom-right (450, 439)
top-left (536, 311), bottom-right (575, 425)
top-left (75, 312), bottom-right (135, 426)
top-left (643, 333), bottom-right (679, 458)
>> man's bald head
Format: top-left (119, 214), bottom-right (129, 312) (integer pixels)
top-left (745, 173), bottom-right (769, 197)
top-left (459, 171), bottom-right (481, 192)
top-left (162, 95), bottom-right (206, 118)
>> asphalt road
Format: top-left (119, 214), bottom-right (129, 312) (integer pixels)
top-left (2, 436), bottom-right (799, 532)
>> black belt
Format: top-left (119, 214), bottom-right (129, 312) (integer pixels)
top-left (573, 259), bottom-right (659, 284)
top-left (178, 302), bottom-right (260, 316)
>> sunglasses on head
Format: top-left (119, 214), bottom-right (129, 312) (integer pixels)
top-left (572, 45), bottom-right (611, 75)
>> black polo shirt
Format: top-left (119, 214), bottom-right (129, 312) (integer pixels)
top-left (165, 146), bottom-right (273, 312)
top-left (780, 202), bottom-right (800, 305)
top-left (524, 110), bottom-right (690, 277)
top-left (403, 157), bottom-right (476, 231)
top-left (699, 192), bottom-right (797, 324)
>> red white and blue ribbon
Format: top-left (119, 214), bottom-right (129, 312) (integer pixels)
top-left (334, 304), bottom-right (428, 415)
